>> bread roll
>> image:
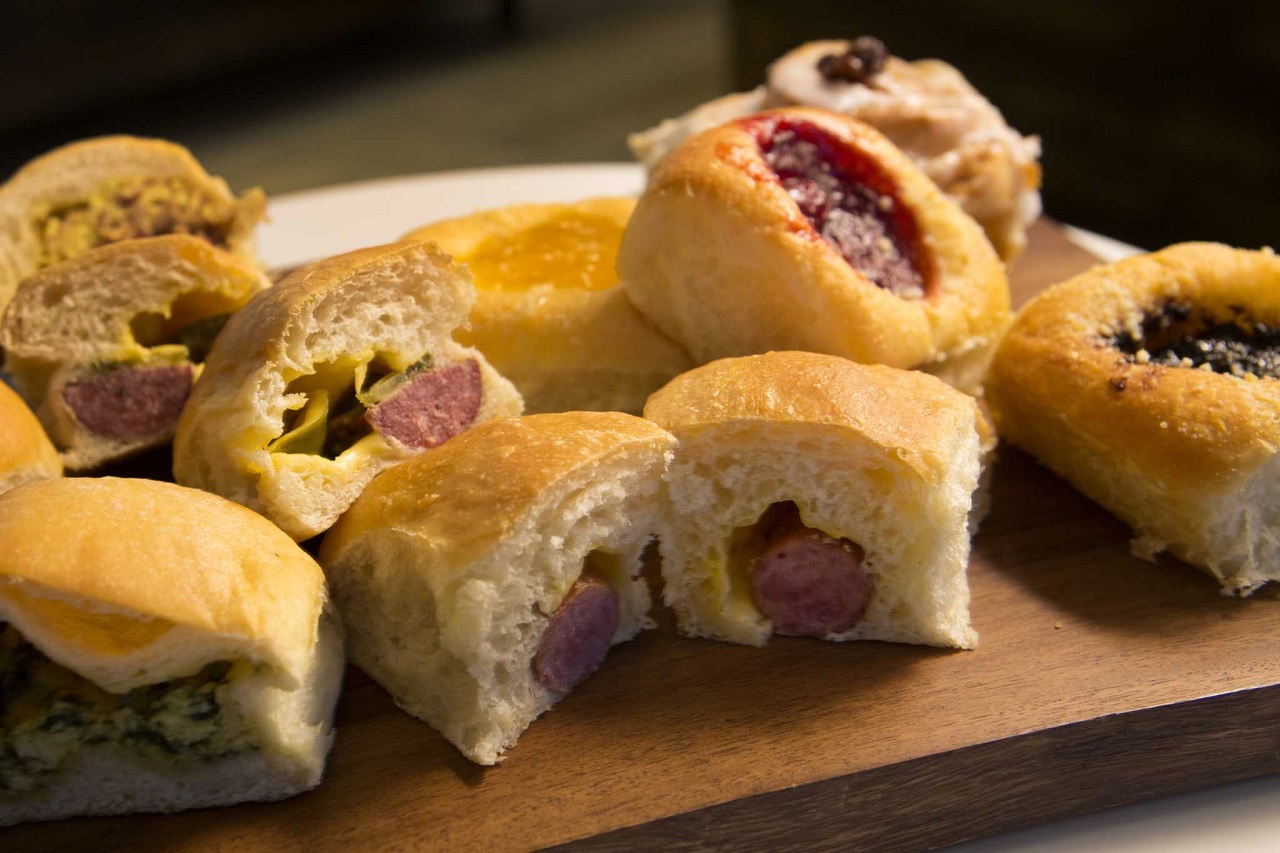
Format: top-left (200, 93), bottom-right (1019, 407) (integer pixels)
top-left (0, 477), bottom-right (344, 825)
top-left (629, 37), bottom-right (1042, 260)
top-left (1, 234), bottom-right (269, 470)
top-left (320, 412), bottom-right (674, 765)
top-left (986, 243), bottom-right (1280, 595)
top-left (0, 135), bottom-right (265, 315)
top-left (644, 351), bottom-right (980, 648)
top-left (174, 240), bottom-right (523, 541)
top-left (403, 197), bottom-right (691, 414)
top-left (0, 381), bottom-right (60, 494)
top-left (619, 107), bottom-right (1010, 396)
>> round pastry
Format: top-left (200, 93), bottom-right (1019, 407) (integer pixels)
top-left (1, 235), bottom-right (270, 470)
top-left (986, 243), bottom-right (1280, 595)
top-left (629, 36), bottom-right (1041, 259)
top-left (643, 351), bottom-right (981, 649)
top-left (619, 106), bottom-right (1010, 395)
top-left (402, 197), bottom-right (691, 414)
top-left (0, 477), bottom-right (344, 825)
top-left (173, 240), bottom-right (524, 542)
top-left (320, 411), bottom-right (674, 765)
top-left (0, 135), bottom-right (265, 315)
top-left (0, 380), bottom-right (60, 494)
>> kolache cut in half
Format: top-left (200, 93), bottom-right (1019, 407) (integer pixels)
top-left (320, 412), bottom-right (674, 765)
top-left (629, 36), bottom-right (1042, 260)
top-left (0, 477), bottom-right (344, 826)
top-left (986, 243), bottom-right (1280, 595)
top-left (173, 240), bottom-right (523, 542)
top-left (644, 351), bottom-right (981, 649)
top-left (0, 135), bottom-right (265, 316)
top-left (1, 235), bottom-right (270, 470)
top-left (618, 107), bottom-right (1010, 396)
top-left (0, 381), bottom-right (60, 495)
top-left (403, 197), bottom-right (691, 415)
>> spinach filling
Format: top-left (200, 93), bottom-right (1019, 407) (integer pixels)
top-left (0, 623), bottom-right (255, 795)
top-left (270, 352), bottom-right (434, 458)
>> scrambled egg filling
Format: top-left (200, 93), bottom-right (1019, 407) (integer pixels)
top-left (465, 212), bottom-right (624, 293)
top-left (0, 624), bottom-right (256, 795)
top-left (37, 176), bottom-right (239, 268)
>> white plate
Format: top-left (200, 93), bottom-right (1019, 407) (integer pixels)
top-left (262, 165), bottom-right (1273, 853)
top-left (258, 163), bottom-right (1140, 268)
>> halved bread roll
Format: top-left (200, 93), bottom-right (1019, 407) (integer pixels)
top-left (986, 243), bottom-right (1280, 595)
top-left (0, 381), bottom-right (60, 494)
top-left (619, 107), bottom-right (1010, 396)
top-left (402, 197), bottom-right (692, 414)
top-left (1, 234), bottom-right (269, 470)
top-left (320, 412), bottom-right (674, 765)
top-left (644, 351), bottom-right (980, 648)
top-left (0, 477), bottom-right (344, 825)
top-left (174, 240), bottom-right (523, 541)
top-left (0, 135), bottom-right (265, 315)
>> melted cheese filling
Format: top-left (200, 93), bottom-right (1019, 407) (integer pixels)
top-left (464, 212), bottom-right (624, 293)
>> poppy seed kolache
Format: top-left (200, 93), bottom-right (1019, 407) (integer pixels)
top-left (618, 107), bottom-right (1010, 396)
top-left (986, 243), bottom-right (1280, 595)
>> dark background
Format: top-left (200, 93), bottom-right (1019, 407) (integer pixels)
top-left (0, 0), bottom-right (1275, 251)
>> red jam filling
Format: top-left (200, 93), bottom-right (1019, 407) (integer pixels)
top-left (743, 117), bottom-right (929, 298)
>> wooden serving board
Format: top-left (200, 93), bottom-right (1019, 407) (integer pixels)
top-left (9, 221), bottom-right (1280, 852)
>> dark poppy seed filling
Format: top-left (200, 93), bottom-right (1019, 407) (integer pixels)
top-left (747, 117), bottom-right (928, 298)
top-left (1111, 303), bottom-right (1280, 379)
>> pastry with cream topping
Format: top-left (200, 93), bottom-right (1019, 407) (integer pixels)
top-left (629, 37), bottom-right (1041, 260)
top-left (986, 243), bottom-right (1280, 594)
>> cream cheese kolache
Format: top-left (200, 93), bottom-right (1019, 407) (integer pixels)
top-left (1, 235), bottom-right (270, 471)
top-left (319, 412), bottom-right (674, 765)
top-left (173, 240), bottom-right (524, 542)
top-left (644, 351), bottom-right (981, 649)
top-left (986, 243), bottom-right (1280, 595)
top-left (619, 106), bottom-right (1011, 396)
top-left (0, 135), bottom-right (265, 316)
top-left (0, 477), bottom-right (344, 825)
top-left (630, 36), bottom-right (1041, 260)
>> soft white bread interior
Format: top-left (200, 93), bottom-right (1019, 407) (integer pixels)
top-left (175, 240), bottom-right (523, 541)
top-left (402, 197), bottom-right (692, 414)
top-left (0, 477), bottom-right (344, 825)
top-left (0, 381), bottom-right (60, 494)
top-left (1, 234), bottom-right (269, 471)
top-left (986, 242), bottom-right (1280, 595)
top-left (320, 412), bottom-right (674, 765)
top-left (0, 135), bottom-right (265, 315)
top-left (644, 351), bottom-right (980, 648)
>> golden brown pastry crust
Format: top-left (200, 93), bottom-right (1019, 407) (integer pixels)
top-left (618, 107), bottom-right (1009, 396)
top-left (986, 243), bottom-right (1280, 593)
top-left (403, 198), bottom-right (691, 414)
top-left (0, 381), bottom-right (60, 493)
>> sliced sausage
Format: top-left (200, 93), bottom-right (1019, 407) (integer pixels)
top-left (750, 504), bottom-right (872, 637)
top-left (533, 574), bottom-right (619, 693)
top-left (367, 359), bottom-right (482, 449)
top-left (62, 364), bottom-right (193, 441)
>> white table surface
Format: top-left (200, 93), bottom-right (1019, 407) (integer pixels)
top-left (259, 164), bottom-right (1278, 853)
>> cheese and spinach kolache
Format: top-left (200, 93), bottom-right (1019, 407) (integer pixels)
top-left (173, 240), bottom-right (524, 541)
top-left (644, 351), bottom-right (981, 649)
top-left (320, 412), bottom-right (674, 765)
top-left (1, 235), bottom-right (269, 470)
top-left (0, 135), bottom-right (265, 317)
top-left (0, 477), bottom-right (344, 825)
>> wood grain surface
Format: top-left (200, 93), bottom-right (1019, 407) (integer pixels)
top-left (10, 221), bottom-right (1280, 853)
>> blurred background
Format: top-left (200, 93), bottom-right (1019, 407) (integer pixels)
top-left (1, 0), bottom-right (1275, 252)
